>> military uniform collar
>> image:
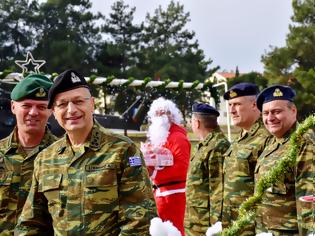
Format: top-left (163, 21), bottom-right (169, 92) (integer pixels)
top-left (275, 122), bottom-right (297, 145)
top-left (2, 126), bottom-right (55, 155)
top-left (58, 120), bottom-right (103, 153)
top-left (198, 126), bottom-right (221, 148)
top-left (239, 119), bottom-right (262, 140)
top-left (2, 127), bottom-right (19, 154)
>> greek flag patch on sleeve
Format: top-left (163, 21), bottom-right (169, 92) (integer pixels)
top-left (129, 156), bottom-right (142, 167)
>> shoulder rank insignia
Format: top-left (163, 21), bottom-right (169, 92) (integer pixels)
top-left (273, 88), bottom-right (283, 97)
top-left (35, 87), bottom-right (46, 97)
top-left (229, 90), bottom-right (237, 98)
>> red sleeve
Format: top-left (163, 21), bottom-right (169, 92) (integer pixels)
top-left (153, 131), bottom-right (191, 185)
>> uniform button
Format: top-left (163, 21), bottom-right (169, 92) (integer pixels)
top-left (87, 177), bottom-right (93, 184)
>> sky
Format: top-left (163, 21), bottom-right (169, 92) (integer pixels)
top-left (90, 0), bottom-right (293, 73)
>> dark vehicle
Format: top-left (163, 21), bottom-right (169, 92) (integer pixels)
top-left (0, 76), bottom-right (150, 139)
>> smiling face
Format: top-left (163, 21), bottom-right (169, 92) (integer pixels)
top-left (262, 100), bottom-right (297, 138)
top-left (11, 99), bottom-right (51, 135)
top-left (52, 87), bottom-right (94, 134)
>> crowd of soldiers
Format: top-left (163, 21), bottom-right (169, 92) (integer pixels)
top-left (0, 69), bottom-right (313, 235)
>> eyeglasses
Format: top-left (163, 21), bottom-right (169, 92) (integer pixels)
top-left (54, 97), bottom-right (91, 110)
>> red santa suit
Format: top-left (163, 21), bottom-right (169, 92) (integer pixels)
top-left (149, 123), bottom-right (190, 236)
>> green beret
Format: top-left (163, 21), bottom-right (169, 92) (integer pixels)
top-left (10, 74), bottom-right (53, 101)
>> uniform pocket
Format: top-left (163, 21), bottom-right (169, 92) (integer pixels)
top-left (0, 171), bottom-right (13, 186)
top-left (0, 171), bottom-right (13, 209)
top-left (83, 166), bottom-right (118, 215)
top-left (38, 173), bottom-right (63, 218)
top-left (234, 147), bottom-right (253, 176)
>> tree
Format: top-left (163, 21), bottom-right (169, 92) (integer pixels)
top-left (98, 0), bottom-right (142, 78)
top-left (261, 0), bottom-right (315, 118)
top-left (0, 0), bottom-right (38, 71)
top-left (227, 72), bottom-right (268, 92)
top-left (138, 1), bottom-right (214, 82)
top-left (32, 0), bottom-right (102, 74)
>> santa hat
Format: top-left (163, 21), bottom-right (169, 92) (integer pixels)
top-left (147, 97), bottom-right (183, 125)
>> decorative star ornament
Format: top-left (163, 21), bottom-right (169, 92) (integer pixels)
top-left (15, 52), bottom-right (46, 74)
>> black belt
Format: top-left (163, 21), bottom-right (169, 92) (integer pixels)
top-left (153, 181), bottom-right (185, 189)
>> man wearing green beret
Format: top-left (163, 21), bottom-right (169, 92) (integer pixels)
top-left (15, 69), bottom-right (157, 235)
top-left (0, 74), bottom-right (57, 235)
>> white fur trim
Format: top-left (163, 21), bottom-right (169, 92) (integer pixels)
top-left (206, 221), bottom-right (222, 236)
top-left (155, 188), bottom-right (185, 197)
top-left (150, 217), bottom-right (181, 236)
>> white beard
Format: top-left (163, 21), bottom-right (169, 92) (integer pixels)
top-left (147, 115), bottom-right (170, 148)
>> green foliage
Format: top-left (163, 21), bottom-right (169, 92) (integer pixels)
top-left (220, 115), bottom-right (315, 236)
top-left (262, 0), bottom-right (315, 118)
top-left (33, 0), bottom-right (102, 74)
top-left (227, 72), bottom-right (268, 92)
top-left (0, 0), bottom-right (219, 118)
top-left (0, 0), bottom-right (38, 70)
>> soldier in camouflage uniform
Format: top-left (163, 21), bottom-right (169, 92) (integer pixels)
top-left (185, 103), bottom-right (230, 236)
top-left (15, 69), bottom-right (157, 235)
top-left (255, 85), bottom-right (314, 235)
top-left (295, 127), bottom-right (315, 235)
top-left (0, 74), bottom-right (56, 235)
top-left (222, 83), bottom-right (272, 235)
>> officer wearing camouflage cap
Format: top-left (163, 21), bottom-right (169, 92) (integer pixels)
top-left (15, 69), bottom-right (157, 235)
top-left (0, 74), bottom-right (56, 235)
top-left (221, 82), bottom-right (272, 235)
top-left (255, 85), bottom-right (314, 235)
top-left (185, 103), bottom-right (230, 236)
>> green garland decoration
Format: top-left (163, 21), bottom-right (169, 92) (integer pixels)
top-left (89, 74), bottom-right (97, 84)
top-left (178, 80), bottom-right (184, 90)
top-left (122, 77), bottom-right (135, 87)
top-left (0, 69), bottom-right (13, 80)
top-left (101, 75), bottom-right (115, 86)
top-left (157, 78), bottom-right (171, 90)
top-left (191, 80), bottom-right (201, 89)
top-left (220, 115), bottom-right (315, 236)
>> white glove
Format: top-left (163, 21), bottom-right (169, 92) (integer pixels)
top-left (149, 217), bottom-right (181, 236)
top-left (256, 233), bottom-right (273, 236)
top-left (206, 221), bottom-right (222, 236)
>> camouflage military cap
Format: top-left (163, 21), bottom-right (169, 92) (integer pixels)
top-left (192, 102), bottom-right (220, 116)
top-left (10, 74), bottom-right (53, 101)
top-left (223, 82), bottom-right (259, 100)
top-left (256, 85), bottom-right (296, 111)
top-left (48, 69), bottom-right (89, 108)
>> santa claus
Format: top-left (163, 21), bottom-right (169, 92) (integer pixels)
top-left (143, 97), bottom-right (191, 236)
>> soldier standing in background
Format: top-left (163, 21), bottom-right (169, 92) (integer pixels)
top-left (222, 82), bottom-right (272, 235)
top-left (185, 103), bottom-right (230, 236)
top-left (255, 85), bottom-right (314, 235)
top-left (0, 74), bottom-right (56, 235)
top-left (15, 69), bottom-right (157, 235)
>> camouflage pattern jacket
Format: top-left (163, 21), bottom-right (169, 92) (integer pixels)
top-left (15, 121), bottom-right (157, 236)
top-left (0, 127), bottom-right (56, 235)
top-left (255, 126), bottom-right (314, 235)
top-left (222, 119), bottom-right (271, 231)
top-left (185, 127), bottom-right (230, 236)
top-left (295, 127), bottom-right (315, 235)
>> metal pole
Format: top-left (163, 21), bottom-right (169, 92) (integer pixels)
top-left (213, 82), bottom-right (231, 142)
